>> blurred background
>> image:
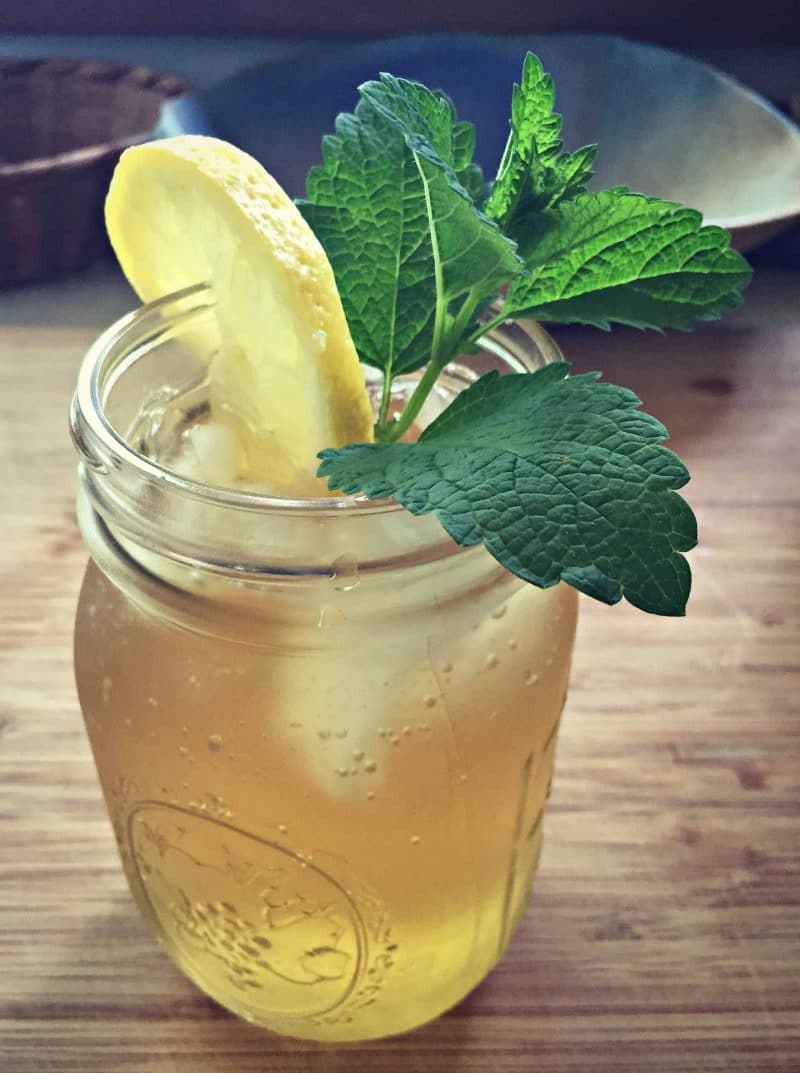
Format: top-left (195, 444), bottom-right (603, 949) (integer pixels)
top-left (2, 0), bottom-right (800, 300)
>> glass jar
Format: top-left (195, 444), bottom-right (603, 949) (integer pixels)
top-left (71, 284), bottom-right (578, 1042)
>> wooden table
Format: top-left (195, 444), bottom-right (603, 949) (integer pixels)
top-left (2, 268), bottom-right (799, 1072)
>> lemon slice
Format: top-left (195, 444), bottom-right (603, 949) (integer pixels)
top-left (105, 135), bottom-right (373, 495)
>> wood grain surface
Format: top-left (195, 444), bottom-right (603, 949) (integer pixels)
top-left (1, 270), bottom-right (799, 1072)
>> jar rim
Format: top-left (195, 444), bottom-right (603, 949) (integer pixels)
top-left (72, 282), bottom-right (562, 520)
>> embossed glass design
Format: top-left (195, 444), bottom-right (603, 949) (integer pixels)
top-left (71, 285), bottom-right (578, 1041)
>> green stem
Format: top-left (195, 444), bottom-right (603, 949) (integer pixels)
top-left (384, 288), bottom-right (493, 443)
top-left (374, 367), bottom-right (395, 439)
top-left (383, 353), bottom-right (446, 442)
top-left (464, 307), bottom-right (508, 348)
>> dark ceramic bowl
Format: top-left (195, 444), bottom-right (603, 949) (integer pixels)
top-left (0, 58), bottom-right (188, 286)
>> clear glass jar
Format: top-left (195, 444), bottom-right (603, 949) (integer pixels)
top-left (71, 284), bottom-right (578, 1042)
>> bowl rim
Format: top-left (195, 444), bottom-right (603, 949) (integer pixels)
top-left (0, 56), bottom-right (189, 177)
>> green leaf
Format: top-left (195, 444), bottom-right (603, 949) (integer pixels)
top-left (298, 76), bottom-right (521, 380)
top-left (360, 76), bottom-right (524, 306)
top-left (299, 103), bottom-right (435, 377)
top-left (503, 189), bottom-right (753, 330)
top-left (486, 52), bottom-right (596, 231)
top-left (318, 364), bottom-right (697, 616)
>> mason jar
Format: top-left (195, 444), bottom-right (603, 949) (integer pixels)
top-left (70, 283), bottom-right (578, 1042)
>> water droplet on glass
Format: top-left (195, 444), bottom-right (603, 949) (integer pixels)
top-left (352, 749), bottom-right (365, 762)
top-left (318, 729), bottom-right (331, 740)
top-left (525, 671), bottom-right (540, 687)
top-left (491, 604), bottom-right (507, 620)
top-left (147, 696), bottom-right (158, 708)
top-left (488, 710), bottom-right (497, 721)
top-left (442, 662), bottom-right (453, 674)
top-left (364, 760), bottom-right (377, 773)
top-left (508, 638), bottom-right (518, 651)
top-left (459, 773), bottom-right (468, 782)
top-left (278, 824), bottom-right (288, 835)
top-left (485, 653), bottom-right (499, 670)
top-left (101, 677), bottom-right (112, 704)
top-left (403, 725), bottom-right (412, 736)
top-left (178, 745), bottom-right (189, 757)
top-left (350, 767), bottom-right (359, 776)
top-left (390, 736), bottom-right (400, 746)
top-left (367, 791), bottom-right (376, 800)
top-left (330, 554), bottom-right (360, 591)
top-left (289, 721), bottom-right (303, 729)
top-left (335, 728), bottom-right (348, 739)
top-left (423, 694), bottom-right (437, 708)
top-left (410, 835), bottom-right (421, 846)
top-left (208, 734), bottom-right (222, 752)
top-left (124, 717), bottom-right (132, 727)
top-left (336, 767), bottom-right (349, 777)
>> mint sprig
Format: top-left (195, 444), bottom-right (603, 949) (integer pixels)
top-left (299, 53), bottom-right (752, 615)
top-left (319, 363), bottom-right (696, 616)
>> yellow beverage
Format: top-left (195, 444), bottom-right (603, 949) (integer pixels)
top-left (71, 287), bottom-right (577, 1041)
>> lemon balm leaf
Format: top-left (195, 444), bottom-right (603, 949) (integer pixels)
top-left (318, 364), bottom-right (697, 616)
top-left (502, 189), bottom-right (752, 330)
top-left (486, 52), bottom-right (596, 231)
top-left (299, 77), bottom-right (523, 381)
top-left (300, 103), bottom-right (437, 377)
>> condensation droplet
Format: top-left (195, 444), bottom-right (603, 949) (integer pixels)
top-left (278, 824), bottom-right (288, 835)
top-left (485, 653), bottom-right (499, 670)
top-left (178, 745), bottom-right (189, 757)
top-left (123, 717), bottom-right (132, 728)
top-left (526, 671), bottom-right (540, 687)
top-left (459, 773), bottom-right (468, 782)
top-left (491, 604), bottom-right (508, 620)
top-left (208, 734), bottom-right (222, 752)
top-left (289, 721), bottom-right (303, 729)
top-left (350, 767), bottom-right (359, 776)
top-left (402, 725), bottom-right (412, 736)
top-left (423, 695), bottom-right (437, 708)
top-left (101, 677), bottom-right (112, 704)
top-left (147, 696), bottom-right (159, 708)
top-left (330, 554), bottom-right (360, 591)
top-left (336, 767), bottom-right (349, 777)
top-left (410, 835), bottom-right (421, 846)
top-left (390, 736), bottom-right (400, 746)
top-left (364, 760), bottom-right (377, 773)
top-left (367, 791), bottom-right (376, 800)
top-left (508, 638), bottom-right (518, 651)
top-left (335, 728), bottom-right (348, 739)
top-left (318, 729), bottom-right (331, 740)
top-left (352, 749), bottom-right (364, 762)
top-left (488, 710), bottom-right (497, 721)
top-left (442, 662), bottom-right (453, 674)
